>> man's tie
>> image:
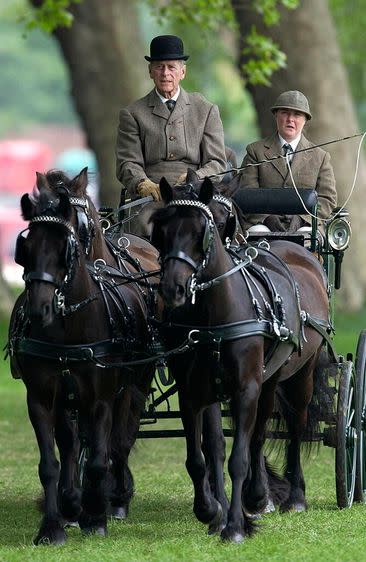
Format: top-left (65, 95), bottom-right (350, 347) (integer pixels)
top-left (282, 143), bottom-right (293, 164)
top-left (283, 143), bottom-right (293, 156)
top-left (165, 99), bottom-right (176, 112)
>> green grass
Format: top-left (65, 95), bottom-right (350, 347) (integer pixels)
top-left (1, 307), bottom-right (366, 562)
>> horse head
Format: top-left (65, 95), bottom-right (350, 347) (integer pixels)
top-left (151, 176), bottom-right (219, 309)
top-left (16, 168), bottom-right (95, 327)
top-left (174, 169), bottom-right (240, 245)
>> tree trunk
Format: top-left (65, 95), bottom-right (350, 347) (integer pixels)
top-left (30, 0), bottom-right (149, 207)
top-left (233, 0), bottom-right (366, 310)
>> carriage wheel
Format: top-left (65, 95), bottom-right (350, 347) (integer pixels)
top-left (335, 360), bottom-right (357, 508)
top-left (354, 330), bottom-right (366, 502)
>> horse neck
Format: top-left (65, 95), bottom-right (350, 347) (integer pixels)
top-left (88, 227), bottom-right (116, 265)
top-left (203, 231), bottom-right (232, 280)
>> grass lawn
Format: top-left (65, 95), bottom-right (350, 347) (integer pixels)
top-left (1, 306), bottom-right (366, 562)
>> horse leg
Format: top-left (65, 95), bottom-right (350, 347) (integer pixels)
top-left (278, 356), bottom-right (318, 512)
top-left (109, 368), bottom-right (151, 520)
top-left (202, 403), bottom-right (229, 527)
top-left (26, 388), bottom-right (66, 545)
top-left (79, 400), bottom-right (113, 536)
top-left (221, 378), bottom-right (260, 543)
top-left (244, 374), bottom-right (287, 515)
top-left (108, 387), bottom-right (138, 520)
top-left (55, 409), bottom-right (82, 526)
top-left (179, 394), bottom-right (223, 534)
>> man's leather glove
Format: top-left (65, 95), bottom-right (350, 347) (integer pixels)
top-left (287, 215), bottom-right (305, 233)
top-left (263, 215), bottom-right (286, 232)
top-left (136, 179), bottom-right (161, 201)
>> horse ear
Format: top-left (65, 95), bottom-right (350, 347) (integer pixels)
top-left (71, 167), bottom-right (88, 196)
top-left (186, 168), bottom-right (199, 185)
top-left (223, 215), bottom-right (237, 244)
top-left (198, 177), bottom-right (214, 205)
top-left (21, 193), bottom-right (36, 220)
top-left (36, 171), bottom-right (49, 192)
top-left (160, 177), bottom-right (173, 203)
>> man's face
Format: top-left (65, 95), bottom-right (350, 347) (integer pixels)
top-left (276, 109), bottom-right (307, 141)
top-left (149, 60), bottom-right (186, 98)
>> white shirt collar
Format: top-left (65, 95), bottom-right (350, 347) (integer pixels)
top-left (155, 86), bottom-right (180, 104)
top-left (278, 133), bottom-right (301, 152)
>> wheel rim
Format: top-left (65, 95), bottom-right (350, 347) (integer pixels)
top-left (354, 330), bottom-right (366, 502)
top-left (336, 361), bottom-right (357, 508)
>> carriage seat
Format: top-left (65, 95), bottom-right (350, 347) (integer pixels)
top-left (232, 188), bottom-right (319, 250)
top-left (232, 187), bottom-right (318, 216)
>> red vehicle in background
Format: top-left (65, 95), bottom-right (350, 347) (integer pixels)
top-left (0, 140), bottom-right (53, 284)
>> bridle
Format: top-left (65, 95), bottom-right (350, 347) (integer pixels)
top-left (17, 216), bottom-right (78, 289)
top-left (16, 195), bottom-right (95, 315)
top-left (161, 198), bottom-right (253, 304)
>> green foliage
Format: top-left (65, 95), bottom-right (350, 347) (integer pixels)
top-left (22, 0), bottom-right (80, 32)
top-left (240, 0), bottom-right (298, 86)
top-left (253, 0), bottom-right (299, 25)
top-left (144, 0), bottom-right (235, 31)
top-left (242, 25), bottom-right (287, 86)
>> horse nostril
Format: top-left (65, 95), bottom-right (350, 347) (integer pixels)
top-left (42, 303), bottom-right (52, 319)
top-left (176, 284), bottom-right (185, 299)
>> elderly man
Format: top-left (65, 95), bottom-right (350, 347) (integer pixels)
top-left (115, 35), bottom-right (226, 202)
top-left (238, 90), bottom-right (337, 233)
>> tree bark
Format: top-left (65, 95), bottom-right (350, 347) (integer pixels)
top-left (30, 0), bottom-right (149, 207)
top-left (233, 0), bottom-right (366, 310)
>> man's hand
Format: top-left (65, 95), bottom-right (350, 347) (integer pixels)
top-left (287, 215), bottom-right (304, 233)
top-left (263, 215), bottom-right (286, 232)
top-left (137, 179), bottom-right (161, 201)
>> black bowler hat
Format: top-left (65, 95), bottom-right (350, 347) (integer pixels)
top-left (145, 35), bottom-right (189, 62)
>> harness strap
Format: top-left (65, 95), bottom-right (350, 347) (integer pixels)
top-left (159, 318), bottom-right (298, 348)
top-left (12, 337), bottom-right (136, 362)
top-left (304, 313), bottom-right (339, 361)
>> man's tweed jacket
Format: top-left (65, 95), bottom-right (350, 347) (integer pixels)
top-left (239, 132), bottom-right (337, 226)
top-left (116, 88), bottom-right (226, 196)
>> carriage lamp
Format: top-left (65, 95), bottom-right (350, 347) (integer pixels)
top-left (327, 212), bottom-right (352, 251)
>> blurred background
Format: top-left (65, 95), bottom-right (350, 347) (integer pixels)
top-left (1, 0), bottom-right (365, 313)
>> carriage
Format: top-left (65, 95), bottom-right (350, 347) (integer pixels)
top-left (117, 182), bottom-right (365, 511)
top-left (6, 169), bottom-right (366, 544)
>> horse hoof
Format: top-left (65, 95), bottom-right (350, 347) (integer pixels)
top-left (34, 521), bottom-right (67, 546)
top-left (34, 530), bottom-right (66, 546)
top-left (244, 511), bottom-right (262, 521)
top-left (109, 506), bottom-right (128, 520)
top-left (208, 503), bottom-right (224, 535)
top-left (64, 520), bottom-right (79, 528)
top-left (220, 526), bottom-right (245, 543)
top-left (280, 501), bottom-right (306, 513)
top-left (263, 499), bottom-right (275, 513)
top-left (81, 525), bottom-right (107, 537)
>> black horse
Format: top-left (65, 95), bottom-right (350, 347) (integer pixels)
top-left (8, 168), bottom-right (159, 544)
top-left (150, 176), bottom-right (330, 542)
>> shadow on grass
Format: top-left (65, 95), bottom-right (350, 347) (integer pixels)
top-left (1, 496), bottom-right (40, 546)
